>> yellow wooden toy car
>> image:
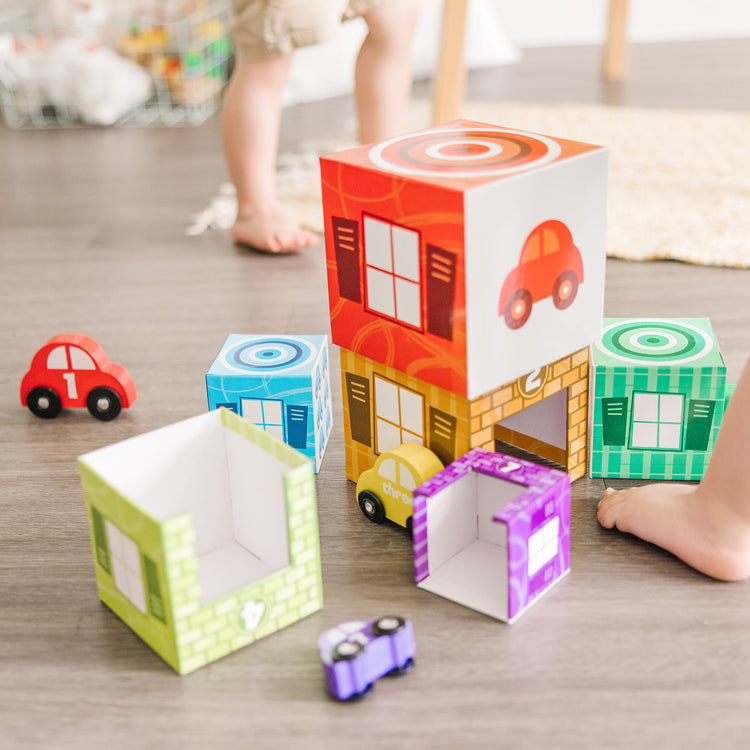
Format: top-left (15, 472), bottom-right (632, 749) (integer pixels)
top-left (355, 443), bottom-right (443, 531)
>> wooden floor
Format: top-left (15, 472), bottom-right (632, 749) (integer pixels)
top-left (1, 38), bottom-right (750, 749)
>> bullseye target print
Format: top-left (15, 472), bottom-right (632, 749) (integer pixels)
top-left (220, 336), bottom-right (315, 373)
top-left (368, 125), bottom-right (563, 178)
top-left (596, 319), bottom-right (714, 365)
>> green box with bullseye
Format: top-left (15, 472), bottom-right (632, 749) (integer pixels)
top-left (590, 318), bottom-right (728, 480)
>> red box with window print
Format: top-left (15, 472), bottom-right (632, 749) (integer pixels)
top-left (321, 119), bottom-right (608, 401)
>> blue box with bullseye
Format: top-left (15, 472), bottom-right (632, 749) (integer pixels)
top-left (206, 334), bottom-right (332, 472)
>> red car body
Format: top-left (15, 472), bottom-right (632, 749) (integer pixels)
top-left (499, 220), bottom-right (584, 329)
top-left (20, 333), bottom-right (136, 420)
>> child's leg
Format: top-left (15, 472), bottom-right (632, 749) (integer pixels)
top-left (355, 0), bottom-right (419, 143)
top-left (598, 356), bottom-right (750, 580)
top-left (220, 55), bottom-right (319, 253)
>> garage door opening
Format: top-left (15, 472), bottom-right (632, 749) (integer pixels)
top-left (493, 388), bottom-right (568, 471)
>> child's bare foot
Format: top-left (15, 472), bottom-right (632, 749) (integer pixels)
top-left (598, 485), bottom-right (750, 581)
top-left (232, 203), bottom-right (319, 254)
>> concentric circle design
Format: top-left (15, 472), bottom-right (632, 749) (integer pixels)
top-left (423, 139), bottom-right (503, 161)
top-left (368, 126), bottom-right (562, 178)
top-left (220, 336), bottom-right (315, 373)
top-left (596, 319), bottom-right (713, 364)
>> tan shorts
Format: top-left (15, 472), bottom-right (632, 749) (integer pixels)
top-left (230, 0), bottom-right (393, 61)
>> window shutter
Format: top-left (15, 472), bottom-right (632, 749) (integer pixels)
top-left (425, 245), bottom-right (456, 340)
top-left (332, 216), bottom-right (361, 303)
top-left (142, 555), bottom-right (166, 623)
top-left (428, 407), bottom-right (457, 465)
top-left (684, 399), bottom-right (716, 451)
top-left (286, 405), bottom-right (308, 449)
top-left (345, 373), bottom-right (371, 446)
top-left (601, 397), bottom-right (629, 446)
top-left (91, 506), bottom-right (111, 574)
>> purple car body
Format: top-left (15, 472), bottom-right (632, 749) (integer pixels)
top-left (318, 616), bottom-right (415, 700)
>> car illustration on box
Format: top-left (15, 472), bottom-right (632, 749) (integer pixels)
top-left (355, 443), bottom-right (443, 531)
top-left (318, 616), bottom-right (416, 701)
top-left (499, 219), bottom-right (584, 329)
top-left (20, 333), bottom-right (136, 421)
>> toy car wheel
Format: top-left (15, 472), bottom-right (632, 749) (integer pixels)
top-left (26, 387), bottom-right (62, 419)
top-left (358, 491), bottom-right (386, 524)
top-left (372, 615), bottom-right (406, 637)
top-left (504, 289), bottom-right (533, 329)
top-left (552, 270), bottom-right (579, 310)
top-left (86, 387), bottom-right (122, 421)
top-left (332, 639), bottom-right (365, 662)
top-left (388, 657), bottom-right (415, 677)
top-left (347, 682), bottom-right (375, 701)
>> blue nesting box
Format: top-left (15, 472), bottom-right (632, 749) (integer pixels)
top-left (206, 335), bottom-right (332, 472)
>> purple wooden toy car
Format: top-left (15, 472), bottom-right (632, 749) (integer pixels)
top-left (318, 616), bottom-right (415, 700)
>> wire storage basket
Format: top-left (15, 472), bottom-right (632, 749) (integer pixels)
top-left (0, 0), bottom-right (232, 128)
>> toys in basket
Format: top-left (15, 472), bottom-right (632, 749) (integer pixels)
top-left (0, 0), bottom-right (231, 127)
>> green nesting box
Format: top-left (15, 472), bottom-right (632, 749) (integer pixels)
top-left (590, 318), bottom-right (728, 480)
top-left (79, 408), bottom-right (322, 674)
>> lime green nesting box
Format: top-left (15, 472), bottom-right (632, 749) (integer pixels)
top-left (590, 318), bottom-right (727, 480)
top-left (79, 408), bottom-right (323, 674)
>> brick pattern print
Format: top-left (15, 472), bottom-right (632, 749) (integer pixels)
top-left (342, 347), bottom-right (589, 483)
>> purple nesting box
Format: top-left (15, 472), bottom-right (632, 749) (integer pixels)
top-left (413, 448), bottom-right (570, 623)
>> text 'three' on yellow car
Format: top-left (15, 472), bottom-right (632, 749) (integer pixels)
top-left (355, 443), bottom-right (444, 531)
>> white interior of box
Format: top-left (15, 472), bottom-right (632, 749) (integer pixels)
top-left (83, 411), bottom-right (291, 604)
top-left (418, 471), bottom-right (526, 621)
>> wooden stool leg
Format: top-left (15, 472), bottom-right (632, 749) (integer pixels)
top-left (432, 0), bottom-right (469, 125)
top-left (602, 0), bottom-right (629, 82)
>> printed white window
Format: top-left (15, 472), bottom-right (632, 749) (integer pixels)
top-left (363, 216), bottom-right (421, 328)
top-left (105, 520), bottom-right (147, 613)
top-left (69, 346), bottom-right (96, 370)
top-left (631, 392), bottom-right (684, 450)
top-left (241, 398), bottom-right (285, 442)
top-left (528, 516), bottom-right (559, 577)
top-left (47, 345), bottom-right (68, 369)
top-left (373, 375), bottom-right (424, 454)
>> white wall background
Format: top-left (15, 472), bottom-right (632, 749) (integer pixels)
top-left (496, 0), bottom-right (750, 46)
top-left (284, 0), bottom-right (750, 104)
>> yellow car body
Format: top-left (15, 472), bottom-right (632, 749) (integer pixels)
top-left (355, 443), bottom-right (444, 529)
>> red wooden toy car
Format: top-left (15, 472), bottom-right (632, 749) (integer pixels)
top-left (499, 219), bottom-right (584, 329)
top-left (20, 334), bottom-right (136, 421)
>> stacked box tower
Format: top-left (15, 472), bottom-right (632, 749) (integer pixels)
top-left (321, 120), bottom-right (609, 482)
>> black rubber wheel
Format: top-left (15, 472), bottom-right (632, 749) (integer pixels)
top-left (552, 270), bottom-right (579, 310)
top-left (388, 657), bottom-right (415, 677)
top-left (358, 491), bottom-right (386, 524)
top-left (332, 640), bottom-right (365, 662)
top-left (348, 683), bottom-right (375, 701)
top-left (26, 387), bottom-right (62, 419)
top-left (86, 387), bottom-right (122, 421)
top-left (504, 288), bottom-right (533, 329)
top-left (372, 615), bottom-right (406, 637)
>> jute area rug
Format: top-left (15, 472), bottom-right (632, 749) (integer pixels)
top-left (189, 101), bottom-right (750, 269)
